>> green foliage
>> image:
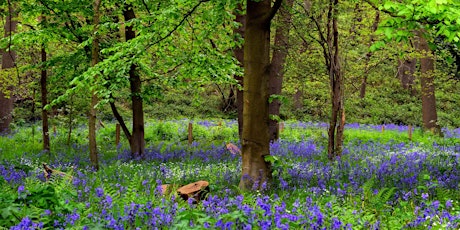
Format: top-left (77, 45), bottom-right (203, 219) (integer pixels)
top-left (0, 166), bottom-right (80, 229)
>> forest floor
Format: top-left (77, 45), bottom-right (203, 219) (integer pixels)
top-left (0, 120), bottom-right (459, 229)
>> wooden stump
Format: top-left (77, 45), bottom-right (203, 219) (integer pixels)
top-left (226, 143), bottom-right (241, 155)
top-left (408, 124), bottom-right (412, 141)
top-left (161, 184), bottom-right (175, 196)
top-left (177, 180), bottom-right (209, 202)
top-left (188, 122), bottom-right (193, 145)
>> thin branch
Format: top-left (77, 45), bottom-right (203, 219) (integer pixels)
top-left (214, 83), bottom-right (227, 104)
top-left (363, 0), bottom-right (400, 18)
top-left (146, 0), bottom-right (209, 50)
top-left (141, 62), bottom-right (184, 83)
top-left (38, 0), bottom-right (84, 43)
top-left (311, 15), bottom-right (328, 44)
top-left (18, 23), bottom-right (36, 30)
top-left (141, 0), bottom-right (151, 14)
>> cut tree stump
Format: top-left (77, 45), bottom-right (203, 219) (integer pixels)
top-left (177, 180), bottom-right (209, 202)
top-left (160, 184), bottom-right (179, 196)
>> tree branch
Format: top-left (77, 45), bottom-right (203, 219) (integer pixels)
top-left (141, 0), bottom-right (151, 14)
top-left (265, 0), bottom-right (283, 23)
top-left (109, 96), bottom-right (132, 141)
top-left (38, 0), bottom-right (85, 43)
top-left (146, 0), bottom-right (209, 50)
top-left (363, 0), bottom-right (401, 18)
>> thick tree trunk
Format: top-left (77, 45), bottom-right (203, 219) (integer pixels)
top-left (88, 0), bottom-right (102, 170)
top-left (416, 31), bottom-right (440, 133)
top-left (0, 2), bottom-right (16, 135)
top-left (41, 45), bottom-right (50, 152)
top-left (239, 0), bottom-right (282, 190)
top-left (234, 4), bottom-right (245, 140)
top-left (326, 0), bottom-right (344, 160)
top-left (268, 0), bottom-right (294, 142)
top-left (123, 5), bottom-right (145, 158)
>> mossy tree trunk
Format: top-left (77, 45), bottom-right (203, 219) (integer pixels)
top-left (398, 58), bottom-right (416, 95)
top-left (416, 30), bottom-right (440, 134)
top-left (233, 4), bottom-right (245, 140)
top-left (123, 5), bottom-right (145, 158)
top-left (0, 0), bottom-right (16, 135)
top-left (41, 44), bottom-right (50, 152)
top-left (268, 0), bottom-right (294, 142)
top-left (239, 0), bottom-right (282, 191)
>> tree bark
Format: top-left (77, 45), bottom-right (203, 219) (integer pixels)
top-left (326, 0), bottom-right (344, 160)
top-left (239, 0), bottom-right (282, 191)
top-left (0, 1), bottom-right (16, 135)
top-left (233, 4), bottom-right (245, 140)
top-left (268, 0), bottom-right (294, 142)
top-left (397, 58), bottom-right (416, 95)
top-left (416, 30), bottom-right (440, 133)
top-left (123, 5), bottom-right (145, 158)
top-left (88, 0), bottom-right (102, 170)
top-left (41, 45), bottom-right (50, 152)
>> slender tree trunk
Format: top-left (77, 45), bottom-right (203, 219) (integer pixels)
top-left (88, 0), bottom-right (102, 170)
top-left (0, 1), bottom-right (16, 135)
top-left (239, 0), bottom-right (282, 190)
top-left (123, 5), bottom-right (145, 158)
top-left (268, 0), bottom-right (294, 142)
top-left (326, 0), bottom-right (344, 160)
top-left (233, 4), bottom-right (245, 140)
top-left (41, 45), bottom-right (50, 152)
top-left (397, 58), bottom-right (416, 95)
top-left (416, 30), bottom-right (440, 133)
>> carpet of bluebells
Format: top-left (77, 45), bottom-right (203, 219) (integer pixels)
top-left (1, 120), bottom-right (459, 229)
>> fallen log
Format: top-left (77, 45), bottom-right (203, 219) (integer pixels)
top-left (42, 163), bottom-right (73, 181)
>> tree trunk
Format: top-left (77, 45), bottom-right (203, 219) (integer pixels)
top-left (239, 0), bottom-right (282, 191)
top-left (416, 30), bottom-right (440, 133)
top-left (0, 1), bottom-right (16, 135)
top-left (268, 0), bottom-right (294, 142)
top-left (123, 5), bottom-right (145, 158)
top-left (41, 45), bottom-right (50, 152)
top-left (233, 4), bottom-right (245, 140)
top-left (326, 0), bottom-right (344, 160)
top-left (397, 58), bottom-right (416, 95)
top-left (88, 0), bottom-right (102, 170)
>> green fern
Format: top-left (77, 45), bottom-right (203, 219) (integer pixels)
top-left (375, 187), bottom-right (396, 207)
top-left (435, 187), bottom-right (454, 202)
top-left (362, 178), bottom-right (375, 199)
top-left (124, 172), bottom-right (141, 203)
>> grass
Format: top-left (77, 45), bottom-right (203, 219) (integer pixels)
top-left (0, 119), bottom-right (459, 229)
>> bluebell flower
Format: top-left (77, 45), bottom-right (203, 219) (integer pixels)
top-left (17, 185), bottom-right (25, 194)
top-left (331, 217), bottom-right (342, 230)
top-left (446, 200), bottom-right (452, 209)
top-left (96, 187), bottom-right (104, 198)
top-left (421, 193), bottom-right (429, 200)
